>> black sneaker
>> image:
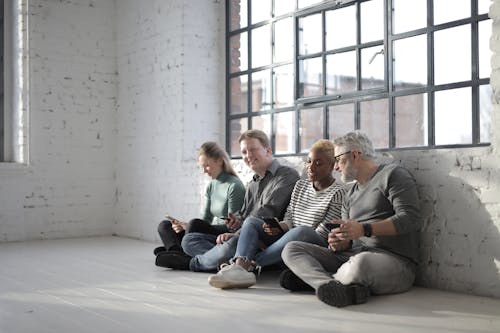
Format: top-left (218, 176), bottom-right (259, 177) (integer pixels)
top-left (317, 280), bottom-right (370, 307)
top-left (153, 246), bottom-right (166, 256)
top-left (279, 269), bottom-right (314, 292)
top-left (155, 251), bottom-right (191, 270)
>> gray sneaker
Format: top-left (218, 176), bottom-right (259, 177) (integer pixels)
top-left (208, 264), bottom-right (256, 289)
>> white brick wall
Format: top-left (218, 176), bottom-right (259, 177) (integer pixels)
top-left (113, 0), bottom-right (225, 240)
top-left (0, 0), bottom-right (499, 299)
top-left (0, 0), bottom-right (116, 241)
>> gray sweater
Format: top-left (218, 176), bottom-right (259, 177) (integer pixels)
top-left (343, 163), bottom-right (422, 263)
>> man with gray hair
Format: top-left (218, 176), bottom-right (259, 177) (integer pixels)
top-left (280, 130), bottom-right (422, 307)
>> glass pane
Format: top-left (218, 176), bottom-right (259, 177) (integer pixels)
top-left (251, 0), bottom-right (271, 24)
top-left (230, 32), bottom-right (248, 73)
top-left (274, 0), bottom-right (295, 16)
top-left (393, 0), bottom-right (426, 34)
top-left (328, 103), bottom-right (355, 139)
top-left (326, 6), bottom-right (356, 50)
top-left (479, 0), bottom-right (490, 15)
top-left (480, 85), bottom-right (492, 143)
top-left (300, 108), bottom-right (324, 152)
top-left (252, 24), bottom-right (271, 68)
top-left (479, 20), bottom-right (492, 79)
top-left (394, 94), bottom-right (428, 148)
top-left (273, 64), bottom-right (294, 108)
top-left (229, 0), bottom-right (248, 31)
top-left (274, 17), bottom-right (294, 63)
top-left (434, 0), bottom-right (470, 25)
top-left (361, 46), bottom-right (385, 90)
top-left (251, 114), bottom-right (272, 140)
top-left (359, 99), bottom-right (389, 149)
top-left (251, 69), bottom-right (272, 112)
top-left (299, 57), bottom-right (323, 97)
top-left (435, 87), bottom-right (472, 145)
top-left (393, 34), bottom-right (427, 90)
top-left (434, 25), bottom-right (471, 85)
top-left (230, 75), bottom-right (248, 115)
top-left (298, 0), bottom-right (323, 9)
top-left (298, 13), bottom-right (322, 55)
top-left (229, 118), bottom-right (248, 157)
top-left (326, 51), bottom-right (356, 95)
top-left (275, 112), bottom-right (296, 154)
top-left (361, 0), bottom-right (384, 43)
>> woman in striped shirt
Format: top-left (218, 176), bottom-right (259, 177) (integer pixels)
top-left (208, 139), bottom-right (347, 289)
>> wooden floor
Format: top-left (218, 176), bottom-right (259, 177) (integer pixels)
top-left (1, 236), bottom-right (499, 333)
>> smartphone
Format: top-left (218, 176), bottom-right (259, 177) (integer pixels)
top-left (262, 217), bottom-right (284, 232)
top-left (324, 223), bottom-right (341, 231)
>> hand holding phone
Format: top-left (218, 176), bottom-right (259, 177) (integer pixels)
top-left (262, 217), bottom-right (284, 235)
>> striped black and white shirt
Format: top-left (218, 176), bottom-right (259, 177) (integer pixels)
top-left (282, 178), bottom-right (346, 239)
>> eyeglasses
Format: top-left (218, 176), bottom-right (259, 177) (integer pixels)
top-left (333, 151), bottom-right (352, 163)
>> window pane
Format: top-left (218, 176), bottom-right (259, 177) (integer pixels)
top-left (274, 17), bottom-right (294, 63)
top-left (361, 0), bottom-right (384, 43)
top-left (298, 0), bottom-right (323, 9)
top-left (274, 0), bottom-right (295, 16)
top-left (252, 69), bottom-right (272, 112)
top-left (393, 0), bottom-right (426, 34)
top-left (434, 0), bottom-right (470, 25)
top-left (252, 24), bottom-right (271, 68)
top-left (328, 103), bottom-right (355, 139)
top-left (251, 0), bottom-right (271, 24)
top-left (434, 25), bottom-right (471, 85)
top-left (299, 57), bottom-right (323, 97)
top-left (230, 32), bottom-right (248, 73)
top-left (435, 87), bottom-right (472, 145)
top-left (251, 114), bottom-right (272, 141)
top-left (273, 64), bottom-right (294, 108)
top-left (298, 13), bottom-right (322, 55)
top-left (275, 112), bottom-right (296, 154)
top-left (326, 6), bottom-right (356, 50)
top-left (229, 0), bottom-right (248, 31)
top-left (395, 94), bottom-right (428, 148)
top-left (361, 46), bottom-right (385, 90)
top-left (326, 51), bottom-right (356, 95)
top-left (300, 108), bottom-right (324, 152)
top-left (480, 84), bottom-right (492, 143)
top-left (359, 99), bottom-right (389, 149)
top-left (229, 118), bottom-right (248, 157)
top-left (479, 0), bottom-right (490, 15)
top-left (230, 75), bottom-right (248, 115)
top-left (393, 34), bottom-right (427, 90)
top-left (479, 20), bottom-right (492, 79)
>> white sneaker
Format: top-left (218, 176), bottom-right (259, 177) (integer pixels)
top-left (208, 264), bottom-right (256, 289)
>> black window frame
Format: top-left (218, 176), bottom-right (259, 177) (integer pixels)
top-left (225, 0), bottom-right (492, 157)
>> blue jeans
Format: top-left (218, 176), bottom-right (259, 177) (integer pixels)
top-left (233, 216), bottom-right (328, 268)
top-left (181, 232), bottom-right (238, 272)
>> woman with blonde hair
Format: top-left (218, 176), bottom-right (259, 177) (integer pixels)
top-left (155, 141), bottom-right (245, 268)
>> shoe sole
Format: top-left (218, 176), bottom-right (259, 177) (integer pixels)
top-left (318, 282), bottom-right (369, 307)
top-left (208, 277), bottom-right (256, 289)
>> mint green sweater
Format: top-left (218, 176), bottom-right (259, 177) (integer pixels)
top-left (200, 171), bottom-right (245, 225)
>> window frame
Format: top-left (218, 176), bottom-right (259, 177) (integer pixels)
top-left (225, 0), bottom-right (491, 157)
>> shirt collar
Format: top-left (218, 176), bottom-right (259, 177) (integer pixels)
top-left (252, 159), bottom-right (280, 181)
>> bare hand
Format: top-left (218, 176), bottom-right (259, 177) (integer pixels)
top-left (225, 212), bottom-right (242, 231)
top-left (333, 219), bottom-right (363, 241)
top-left (171, 220), bottom-right (187, 233)
top-left (216, 232), bottom-right (236, 244)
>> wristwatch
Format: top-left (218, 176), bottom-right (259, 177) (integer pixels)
top-left (363, 223), bottom-right (372, 237)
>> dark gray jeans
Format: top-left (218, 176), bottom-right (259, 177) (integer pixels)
top-left (281, 241), bottom-right (416, 295)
